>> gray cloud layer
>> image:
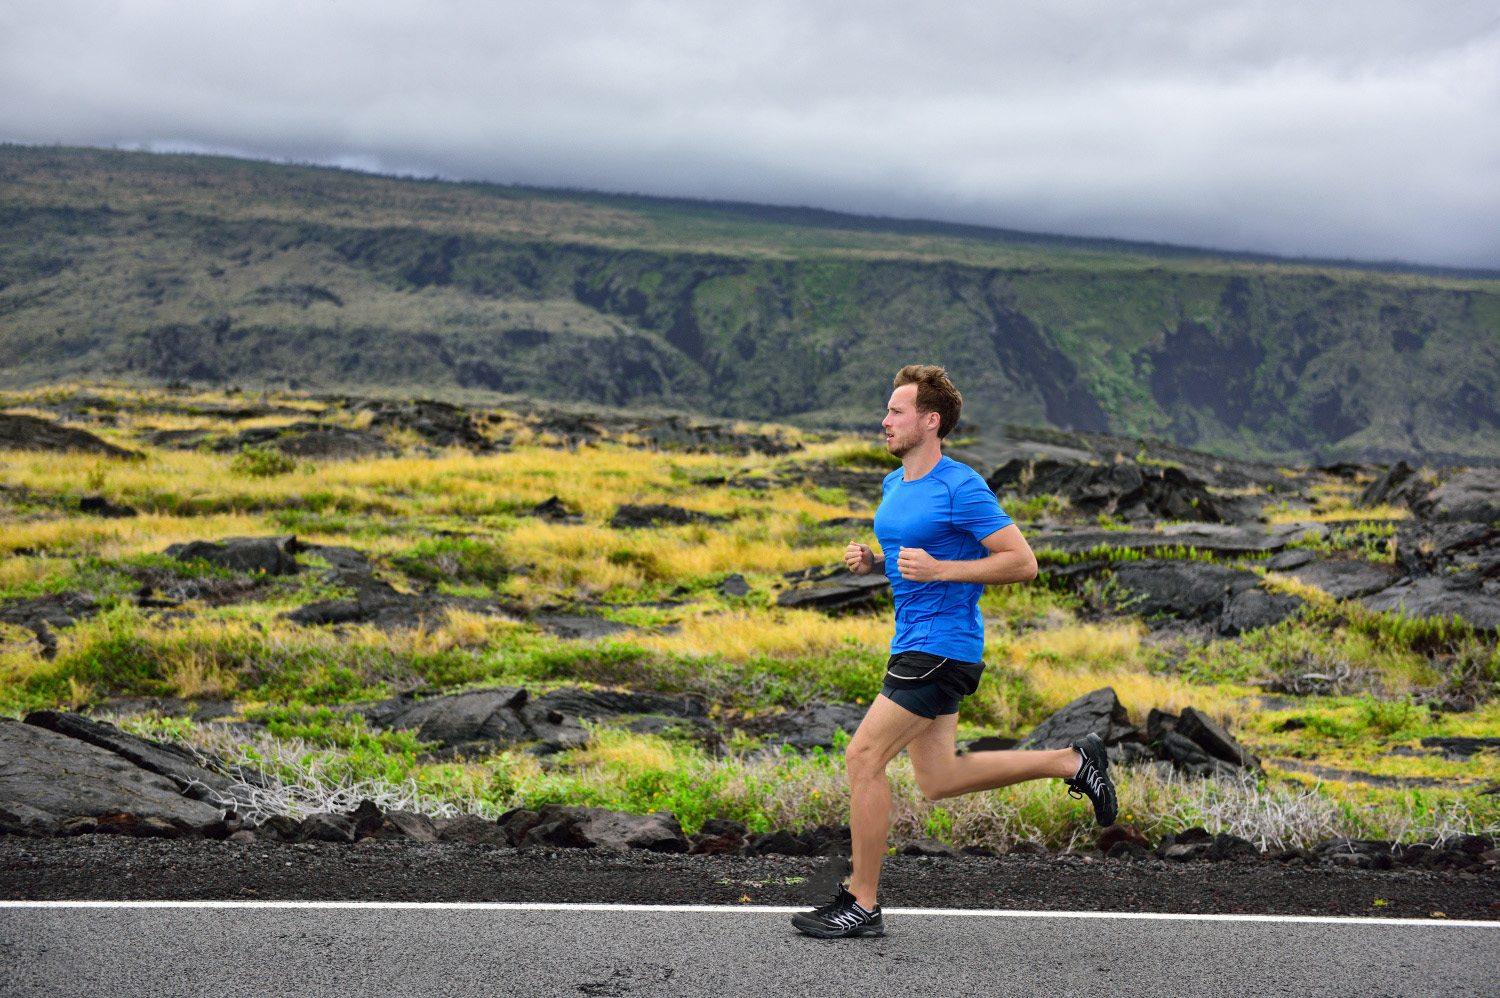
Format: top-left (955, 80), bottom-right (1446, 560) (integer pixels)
top-left (3, 1), bottom-right (1498, 267)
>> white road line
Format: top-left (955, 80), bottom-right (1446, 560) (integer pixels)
top-left (1, 900), bottom-right (1494, 928)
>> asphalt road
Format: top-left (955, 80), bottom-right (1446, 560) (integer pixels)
top-left (2, 901), bottom-right (1495, 997)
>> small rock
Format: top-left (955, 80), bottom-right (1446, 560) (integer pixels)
top-left (296, 812), bottom-right (356, 843)
top-left (164, 535), bottom-right (301, 576)
top-left (79, 494), bottom-right (138, 518)
top-left (1105, 841), bottom-right (1151, 861)
top-left (1210, 833), bottom-right (1259, 860)
top-left (1175, 707), bottom-right (1260, 769)
top-left (434, 814), bottom-right (513, 847)
top-left (718, 573), bottom-right (750, 598)
top-left (1216, 587), bottom-right (1304, 636)
top-left (688, 817), bottom-right (747, 856)
top-left (348, 799), bottom-right (385, 840)
top-left (775, 565), bottom-right (890, 614)
top-left (375, 810), bottom-right (440, 843)
top-left (531, 496), bottom-right (582, 523)
top-left (732, 700), bottom-right (867, 753)
top-left (900, 837), bottom-right (958, 857)
top-left (1018, 687), bottom-right (1142, 750)
top-left (1357, 460), bottom-right (1429, 509)
top-left (1098, 824), bottom-right (1152, 854)
top-left (1411, 467), bottom-right (1500, 523)
top-left (1324, 853), bottom-right (1372, 869)
top-left (609, 503), bottom-right (730, 529)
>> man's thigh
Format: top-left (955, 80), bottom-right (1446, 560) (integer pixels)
top-left (847, 693), bottom-right (937, 769)
top-left (904, 711), bottom-right (960, 788)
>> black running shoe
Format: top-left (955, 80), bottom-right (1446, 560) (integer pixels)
top-left (1065, 732), bottom-right (1118, 827)
top-left (791, 886), bottom-right (885, 938)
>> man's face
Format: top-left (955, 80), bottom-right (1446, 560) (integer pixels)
top-left (882, 384), bottom-right (936, 456)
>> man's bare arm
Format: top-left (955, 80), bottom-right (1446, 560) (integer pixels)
top-left (936, 524), bottom-right (1037, 584)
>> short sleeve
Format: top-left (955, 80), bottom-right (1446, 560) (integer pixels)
top-left (950, 475), bottom-right (1013, 542)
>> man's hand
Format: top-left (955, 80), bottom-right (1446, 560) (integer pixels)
top-left (844, 541), bottom-right (877, 575)
top-left (896, 546), bottom-right (944, 582)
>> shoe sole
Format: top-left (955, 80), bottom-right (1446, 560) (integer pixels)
top-left (791, 916), bottom-right (886, 938)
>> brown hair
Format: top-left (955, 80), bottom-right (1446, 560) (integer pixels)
top-left (893, 364), bottom-right (963, 439)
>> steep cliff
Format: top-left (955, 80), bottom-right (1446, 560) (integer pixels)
top-left (2, 145), bottom-right (1495, 464)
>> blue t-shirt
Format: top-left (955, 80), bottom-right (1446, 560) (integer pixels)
top-left (873, 454), bottom-right (1014, 663)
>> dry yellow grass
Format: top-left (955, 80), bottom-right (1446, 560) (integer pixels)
top-left (634, 606), bottom-right (889, 660)
top-left (991, 620), bottom-right (1250, 725)
top-left (500, 498), bottom-right (857, 594)
top-left (1263, 501), bottom-right (1409, 524)
top-left (1, 381), bottom-right (321, 416)
top-left (0, 511), bottom-right (268, 557)
top-left (1260, 571), bottom-right (1340, 606)
top-left (1004, 620), bottom-right (1146, 671)
top-left (0, 556), bottom-right (71, 592)
top-left (1037, 669), bottom-right (1249, 722)
top-left (402, 607), bottom-right (526, 655)
top-left (160, 646), bottom-right (239, 699)
top-left (1, 409), bottom-right (860, 576)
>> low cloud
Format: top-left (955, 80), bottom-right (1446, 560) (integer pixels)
top-left (2, 0), bottom-right (1496, 267)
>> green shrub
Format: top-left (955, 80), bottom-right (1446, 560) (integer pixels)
top-left (230, 444), bottom-right (298, 478)
top-left (1356, 697), bottom-right (1431, 738)
top-left (810, 486), bottom-right (850, 506)
top-left (1286, 521), bottom-right (1398, 563)
top-left (826, 444), bottom-right (900, 470)
top-left (393, 536), bottom-right (513, 586)
top-left (994, 492), bottom-right (1067, 522)
top-left (1301, 600), bottom-right (1477, 656)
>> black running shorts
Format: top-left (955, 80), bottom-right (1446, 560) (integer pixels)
top-left (879, 650), bottom-right (985, 719)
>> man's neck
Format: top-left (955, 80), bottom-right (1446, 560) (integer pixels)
top-left (901, 443), bottom-right (943, 481)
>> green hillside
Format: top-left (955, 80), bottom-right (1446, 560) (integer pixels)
top-left (2, 144), bottom-right (1497, 464)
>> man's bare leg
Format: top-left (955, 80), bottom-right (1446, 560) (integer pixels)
top-left (844, 694), bottom-right (934, 911)
top-left (905, 712), bottom-right (1081, 800)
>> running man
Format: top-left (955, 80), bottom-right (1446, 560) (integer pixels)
top-left (792, 364), bottom-right (1118, 939)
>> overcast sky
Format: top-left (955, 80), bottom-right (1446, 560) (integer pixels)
top-left (3, 1), bottom-right (1497, 268)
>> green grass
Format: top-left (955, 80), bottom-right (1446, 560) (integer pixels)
top-left (230, 445), bottom-right (300, 478)
top-left (1284, 520), bottom-right (1398, 562)
top-left (825, 444), bottom-right (900, 470)
top-left (2, 381), bottom-right (1497, 853)
top-left (391, 536), bottom-right (516, 588)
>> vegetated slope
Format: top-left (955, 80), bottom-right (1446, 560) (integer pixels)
top-left (1, 144), bottom-right (1497, 465)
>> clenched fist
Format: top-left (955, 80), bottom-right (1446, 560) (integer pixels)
top-left (896, 546), bottom-right (943, 582)
top-left (844, 541), bottom-right (877, 575)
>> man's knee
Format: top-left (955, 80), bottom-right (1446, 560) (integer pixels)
top-left (844, 741), bottom-right (889, 781)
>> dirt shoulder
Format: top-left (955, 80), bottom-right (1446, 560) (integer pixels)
top-left (2, 836), bottom-right (1496, 920)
